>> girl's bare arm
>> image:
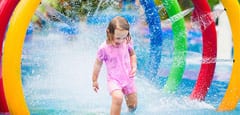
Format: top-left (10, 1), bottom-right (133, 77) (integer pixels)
top-left (92, 59), bottom-right (103, 92)
top-left (129, 49), bottom-right (137, 77)
top-left (92, 59), bottom-right (103, 82)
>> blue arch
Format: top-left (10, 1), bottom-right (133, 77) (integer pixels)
top-left (140, 0), bottom-right (163, 78)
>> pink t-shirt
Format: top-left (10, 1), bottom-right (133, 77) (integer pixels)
top-left (97, 40), bottom-right (134, 86)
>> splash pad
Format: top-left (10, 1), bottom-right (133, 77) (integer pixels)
top-left (0, 0), bottom-right (239, 114)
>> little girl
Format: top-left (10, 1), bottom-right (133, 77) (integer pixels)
top-left (91, 16), bottom-right (137, 115)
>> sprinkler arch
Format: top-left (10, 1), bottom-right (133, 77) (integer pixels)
top-left (160, 0), bottom-right (188, 93)
top-left (140, 0), bottom-right (163, 79)
top-left (153, 0), bottom-right (217, 95)
top-left (189, 0), bottom-right (217, 100)
top-left (0, 0), bottom-right (20, 113)
top-left (2, 0), bottom-right (41, 114)
top-left (218, 0), bottom-right (240, 111)
top-left (1, 0), bottom-right (240, 114)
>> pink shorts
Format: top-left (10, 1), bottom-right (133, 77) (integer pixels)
top-left (107, 79), bottom-right (136, 95)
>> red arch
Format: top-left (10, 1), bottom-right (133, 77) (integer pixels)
top-left (0, 0), bottom-right (20, 112)
top-left (190, 0), bottom-right (217, 100)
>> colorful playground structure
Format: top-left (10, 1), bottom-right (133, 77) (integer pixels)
top-left (0, 0), bottom-right (240, 114)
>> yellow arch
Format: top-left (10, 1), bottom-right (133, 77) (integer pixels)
top-left (217, 0), bottom-right (240, 111)
top-left (2, 0), bottom-right (41, 114)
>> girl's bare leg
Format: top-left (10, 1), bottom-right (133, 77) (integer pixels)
top-left (111, 90), bottom-right (124, 115)
top-left (125, 93), bottom-right (137, 112)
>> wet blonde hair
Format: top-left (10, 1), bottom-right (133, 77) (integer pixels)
top-left (106, 16), bottom-right (131, 44)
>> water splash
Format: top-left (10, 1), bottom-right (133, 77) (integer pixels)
top-left (42, 3), bottom-right (75, 26)
top-left (160, 7), bottom-right (225, 31)
top-left (93, 0), bottom-right (104, 16)
top-left (35, 10), bottom-right (51, 23)
top-left (22, 24), bottom-right (220, 114)
top-left (191, 9), bottom-right (225, 30)
top-left (22, 7), bottom-right (235, 114)
top-left (162, 7), bottom-right (194, 25)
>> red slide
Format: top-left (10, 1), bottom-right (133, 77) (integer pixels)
top-left (190, 0), bottom-right (217, 100)
top-left (0, 0), bottom-right (20, 112)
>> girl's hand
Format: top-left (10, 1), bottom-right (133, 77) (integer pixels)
top-left (129, 67), bottom-right (136, 78)
top-left (92, 81), bottom-right (99, 93)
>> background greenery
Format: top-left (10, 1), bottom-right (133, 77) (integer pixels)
top-left (45, 0), bottom-right (116, 21)
top-left (44, 0), bottom-right (239, 21)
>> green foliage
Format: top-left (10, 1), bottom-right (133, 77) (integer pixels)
top-left (53, 0), bottom-right (114, 21)
top-left (154, 0), bottom-right (168, 20)
top-left (47, 0), bottom-right (236, 21)
top-left (177, 0), bottom-right (220, 10)
top-left (207, 0), bottom-right (220, 9)
top-left (177, 0), bottom-right (220, 20)
top-left (172, 0), bottom-right (193, 21)
top-left (178, 0), bottom-right (193, 9)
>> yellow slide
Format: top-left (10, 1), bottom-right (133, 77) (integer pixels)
top-left (217, 0), bottom-right (240, 111)
top-left (2, 0), bottom-right (41, 114)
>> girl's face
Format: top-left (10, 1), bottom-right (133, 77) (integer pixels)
top-left (113, 29), bottom-right (129, 45)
